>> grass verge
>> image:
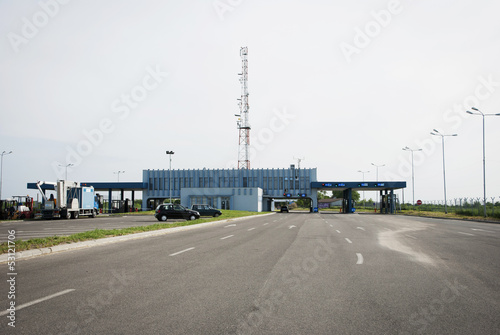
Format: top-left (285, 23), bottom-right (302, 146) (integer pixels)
top-left (397, 209), bottom-right (500, 222)
top-left (0, 210), bottom-right (268, 255)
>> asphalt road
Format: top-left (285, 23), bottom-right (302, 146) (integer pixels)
top-left (1, 213), bottom-right (499, 334)
top-left (0, 214), bottom-right (172, 240)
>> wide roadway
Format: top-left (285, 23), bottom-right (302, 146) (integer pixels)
top-left (1, 213), bottom-right (499, 334)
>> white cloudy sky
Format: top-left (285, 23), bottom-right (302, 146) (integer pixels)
top-left (1, 0), bottom-right (500, 203)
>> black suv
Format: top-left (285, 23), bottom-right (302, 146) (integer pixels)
top-left (280, 205), bottom-right (289, 213)
top-left (155, 204), bottom-right (200, 222)
top-left (191, 204), bottom-right (222, 217)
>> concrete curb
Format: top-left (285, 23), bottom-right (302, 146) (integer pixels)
top-left (0, 212), bottom-right (276, 263)
top-left (396, 213), bottom-right (500, 225)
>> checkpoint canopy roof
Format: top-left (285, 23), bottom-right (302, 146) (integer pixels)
top-left (27, 182), bottom-right (147, 191)
top-left (311, 181), bottom-right (406, 191)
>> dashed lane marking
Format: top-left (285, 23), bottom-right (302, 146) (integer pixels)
top-left (169, 247), bottom-right (195, 256)
top-left (356, 253), bottom-right (364, 265)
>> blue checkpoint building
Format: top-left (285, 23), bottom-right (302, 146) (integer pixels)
top-left (28, 166), bottom-right (405, 214)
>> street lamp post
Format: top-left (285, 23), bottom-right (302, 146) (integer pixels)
top-left (357, 170), bottom-right (369, 209)
top-left (0, 151), bottom-right (13, 201)
top-left (166, 150), bottom-right (175, 204)
top-left (402, 146), bottom-right (422, 209)
top-left (466, 107), bottom-right (500, 217)
top-left (430, 129), bottom-right (458, 214)
top-left (371, 163), bottom-right (385, 211)
top-left (114, 171), bottom-right (125, 182)
top-left (59, 163), bottom-right (74, 181)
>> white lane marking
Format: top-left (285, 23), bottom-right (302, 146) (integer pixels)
top-left (356, 227), bottom-right (365, 231)
top-left (345, 238), bottom-right (353, 244)
top-left (288, 225), bottom-right (296, 229)
top-left (336, 230), bottom-right (341, 234)
top-left (405, 235), bottom-right (417, 239)
top-left (169, 247), bottom-right (195, 256)
top-left (263, 223), bottom-right (269, 226)
top-left (0, 289), bottom-right (75, 316)
top-left (356, 253), bottom-right (364, 265)
top-left (248, 228), bottom-right (255, 231)
top-left (458, 232), bottom-right (474, 236)
top-left (224, 224), bottom-right (236, 228)
top-left (471, 228), bottom-right (494, 233)
top-left (330, 224), bottom-right (333, 227)
top-left (220, 235), bottom-right (234, 240)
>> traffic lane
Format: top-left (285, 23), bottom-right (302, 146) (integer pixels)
top-left (317, 214), bottom-right (500, 334)
top-left (0, 213), bottom-right (292, 333)
top-left (370, 215), bottom-right (500, 334)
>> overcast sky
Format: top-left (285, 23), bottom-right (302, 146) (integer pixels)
top-left (1, 0), bottom-right (499, 203)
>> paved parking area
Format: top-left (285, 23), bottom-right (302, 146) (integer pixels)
top-left (0, 215), bottom-right (175, 240)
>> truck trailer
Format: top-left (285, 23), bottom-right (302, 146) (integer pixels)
top-left (37, 181), bottom-right (99, 219)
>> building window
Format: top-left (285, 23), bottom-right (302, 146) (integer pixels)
top-left (274, 177), bottom-right (278, 190)
top-left (243, 177), bottom-right (248, 187)
top-left (149, 178), bottom-right (153, 190)
top-left (209, 177), bottom-right (214, 188)
top-left (244, 189), bottom-right (247, 195)
top-left (279, 177), bottom-right (283, 190)
top-left (249, 189), bottom-right (253, 195)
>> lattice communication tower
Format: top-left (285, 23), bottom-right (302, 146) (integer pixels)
top-left (236, 46), bottom-right (250, 169)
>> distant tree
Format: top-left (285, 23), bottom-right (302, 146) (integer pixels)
top-left (331, 190), bottom-right (360, 201)
top-left (296, 198), bottom-right (311, 208)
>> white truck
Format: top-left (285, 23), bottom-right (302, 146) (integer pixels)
top-left (37, 181), bottom-right (99, 219)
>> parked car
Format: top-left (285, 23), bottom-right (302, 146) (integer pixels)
top-left (280, 205), bottom-right (289, 213)
top-left (191, 204), bottom-right (222, 217)
top-left (154, 203), bottom-right (200, 221)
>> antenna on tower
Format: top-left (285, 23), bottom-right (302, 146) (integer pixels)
top-left (236, 46), bottom-right (250, 169)
top-left (293, 156), bottom-right (305, 179)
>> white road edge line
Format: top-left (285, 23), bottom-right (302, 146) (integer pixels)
top-left (356, 253), bottom-right (364, 265)
top-left (220, 235), bottom-right (234, 240)
top-left (0, 289), bottom-right (75, 316)
top-left (458, 232), bottom-right (474, 236)
top-left (345, 238), bottom-right (353, 244)
top-left (247, 228), bottom-right (255, 231)
top-left (169, 247), bottom-right (195, 256)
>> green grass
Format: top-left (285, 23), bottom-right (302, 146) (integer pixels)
top-left (397, 209), bottom-right (500, 222)
top-left (0, 210), bottom-right (268, 254)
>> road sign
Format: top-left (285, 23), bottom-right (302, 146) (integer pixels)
top-left (416, 200), bottom-right (422, 205)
